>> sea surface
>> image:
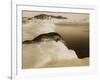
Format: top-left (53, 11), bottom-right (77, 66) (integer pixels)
top-left (55, 24), bottom-right (89, 58)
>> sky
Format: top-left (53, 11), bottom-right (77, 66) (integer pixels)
top-left (22, 11), bottom-right (89, 23)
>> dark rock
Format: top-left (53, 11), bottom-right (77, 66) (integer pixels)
top-left (23, 32), bottom-right (66, 45)
top-left (34, 14), bottom-right (68, 19)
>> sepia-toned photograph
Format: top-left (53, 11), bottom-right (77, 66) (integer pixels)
top-left (22, 11), bottom-right (89, 69)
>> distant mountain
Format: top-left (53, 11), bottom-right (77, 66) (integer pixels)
top-left (34, 14), bottom-right (68, 19)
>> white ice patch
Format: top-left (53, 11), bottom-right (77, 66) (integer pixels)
top-left (23, 19), bottom-right (55, 41)
top-left (23, 41), bottom-right (78, 68)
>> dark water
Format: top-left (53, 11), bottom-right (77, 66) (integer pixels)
top-left (55, 24), bottom-right (89, 59)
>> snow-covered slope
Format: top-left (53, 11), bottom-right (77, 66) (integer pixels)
top-left (22, 14), bottom-right (89, 68)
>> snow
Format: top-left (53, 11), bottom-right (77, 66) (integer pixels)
top-left (22, 15), bottom-right (89, 68)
